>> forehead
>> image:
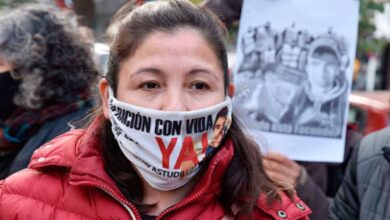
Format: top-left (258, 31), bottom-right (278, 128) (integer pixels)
top-left (134, 27), bottom-right (215, 58)
top-left (117, 27), bottom-right (224, 81)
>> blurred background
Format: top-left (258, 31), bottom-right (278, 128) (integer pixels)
top-left (1, 0), bottom-right (390, 134)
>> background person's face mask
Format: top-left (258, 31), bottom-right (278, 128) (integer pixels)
top-left (108, 89), bottom-right (232, 191)
top-left (0, 71), bottom-right (19, 121)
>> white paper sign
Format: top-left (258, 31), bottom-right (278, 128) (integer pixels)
top-left (233, 0), bottom-right (360, 162)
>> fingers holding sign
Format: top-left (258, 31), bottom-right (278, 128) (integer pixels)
top-left (263, 152), bottom-right (301, 187)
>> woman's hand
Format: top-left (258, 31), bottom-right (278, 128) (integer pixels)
top-left (263, 152), bottom-right (301, 187)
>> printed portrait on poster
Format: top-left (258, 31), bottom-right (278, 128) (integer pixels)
top-left (233, 0), bottom-right (359, 162)
top-left (235, 23), bottom-right (349, 138)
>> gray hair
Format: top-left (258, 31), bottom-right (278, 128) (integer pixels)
top-left (0, 4), bottom-right (98, 109)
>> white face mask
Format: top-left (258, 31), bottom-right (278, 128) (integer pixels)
top-left (108, 89), bottom-right (232, 191)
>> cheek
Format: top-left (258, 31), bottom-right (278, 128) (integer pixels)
top-left (190, 92), bottom-right (225, 110)
top-left (117, 89), bottom-right (161, 109)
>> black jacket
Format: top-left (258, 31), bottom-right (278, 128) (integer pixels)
top-left (330, 127), bottom-right (390, 219)
top-left (0, 105), bottom-right (91, 179)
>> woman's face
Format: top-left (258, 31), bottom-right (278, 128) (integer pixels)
top-left (100, 28), bottom-right (225, 117)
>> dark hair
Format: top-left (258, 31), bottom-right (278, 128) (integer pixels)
top-left (214, 106), bottom-right (228, 129)
top-left (0, 4), bottom-right (98, 109)
top-left (216, 106), bottom-right (228, 118)
top-left (99, 0), bottom-right (292, 217)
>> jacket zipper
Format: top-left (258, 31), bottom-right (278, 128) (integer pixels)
top-left (73, 180), bottom-right (141, 220)
top-left (156, 158), bottom-right (221, 220)
top-left (75, 159), bottom-right (218, 220)
top-left (71, 148), bottom-right (229, 220)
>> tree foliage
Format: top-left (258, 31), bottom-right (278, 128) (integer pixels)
top-left (190, 0), bottom-right (203, 5)
top-left (358, 0), bottom-right (387, 60)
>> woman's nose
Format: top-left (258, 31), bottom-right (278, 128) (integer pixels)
top-left (160, 89), bottom-right (188, 111)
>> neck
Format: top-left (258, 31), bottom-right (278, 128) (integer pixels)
top-left (142, 176), bottom-right (198, 216)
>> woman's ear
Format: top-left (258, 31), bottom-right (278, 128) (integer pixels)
top-left (98, 78), bottom-right (110, 119)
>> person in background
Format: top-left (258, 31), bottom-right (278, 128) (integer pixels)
top-left (201, 0), bottom-right (243, 26)
top-left (330, 127), bottom-right (390, 219)
top-left (377, 42), bottom-right (390, 90)
top-left (0, 4), bottom-right (98, 179)
top-left (262, 152), bottom-right (330, 220)
top-left (0, 1), bottom-right (311, 219)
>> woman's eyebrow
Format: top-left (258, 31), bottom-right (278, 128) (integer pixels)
top-left (188, 68), bottom-right (219, 80)
top-left (131, 67), bottom-right (163, 77)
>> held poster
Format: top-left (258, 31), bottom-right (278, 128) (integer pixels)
top-left (233, 0), bottom-right (359, 162)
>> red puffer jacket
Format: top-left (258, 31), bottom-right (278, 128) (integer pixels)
top-left (0, 117), bottom-right (311, 219)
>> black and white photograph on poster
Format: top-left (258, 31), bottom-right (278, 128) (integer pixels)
top-left (233, 0), bottom-right (359, 162)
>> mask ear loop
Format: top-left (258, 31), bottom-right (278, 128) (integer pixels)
top-left (108, 87), bottom-right (116, 99)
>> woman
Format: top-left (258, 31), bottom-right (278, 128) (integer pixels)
top-left (0, 5), bottom-right (98, 179)
top-left (0, 1), bottom-right (311, 219)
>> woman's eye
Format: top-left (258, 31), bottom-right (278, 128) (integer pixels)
top-left (191, 82), bottom-right (209, 90)
top-left (141, 81), bottom-right (160, 90)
